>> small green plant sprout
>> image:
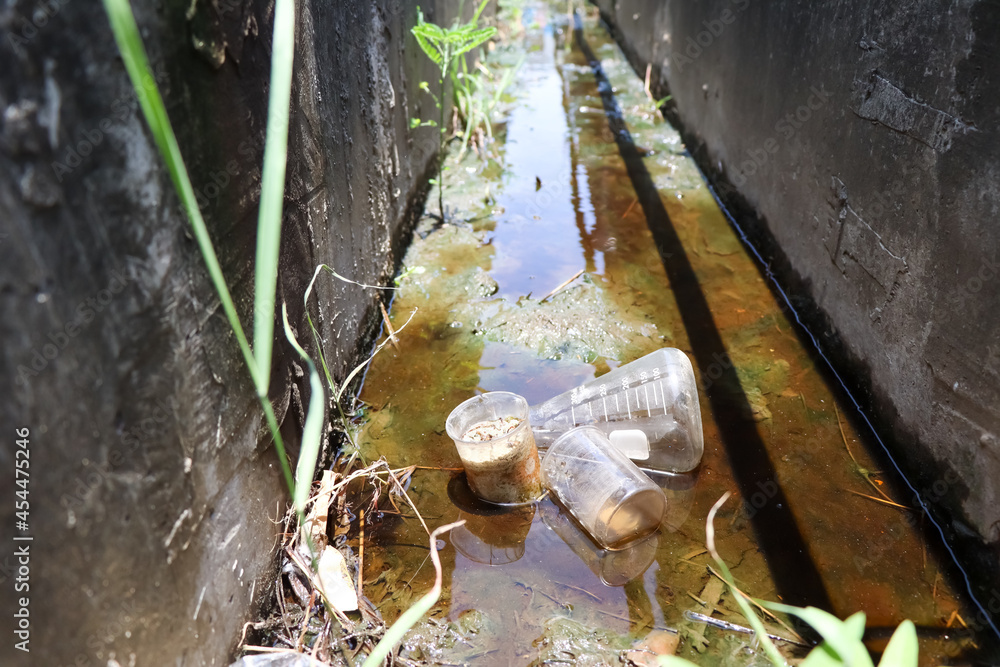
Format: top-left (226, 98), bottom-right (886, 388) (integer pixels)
top-left (452, 54), bottom-right (522, 160)
top-left (394, 265), bottom-right (427, 286)
top-left (655, 94), bottom-right (672, 110)
top-left (659, 492), bottom-right (920, 667)
top-left (411, 0), bottom-right (496, 220)
top-left (410, 82), bottom-right (440, 129)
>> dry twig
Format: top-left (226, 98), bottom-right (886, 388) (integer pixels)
top-left (540, 268), bottom-right (585, 302)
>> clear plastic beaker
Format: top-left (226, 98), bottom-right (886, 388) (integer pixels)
top-left (539, 501), bottom-right (658, 586)
top-left (541, 425), bottom-right (666, 549)
top-left (446, 392), bottom-right (544, 505)
top-left (530, 348), bottom-right (704, 473)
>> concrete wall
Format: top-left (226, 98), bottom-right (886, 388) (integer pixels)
top-left (0, 0), bottom-right (471, 664)
top-left (594, 0), bottom-right (999, 601)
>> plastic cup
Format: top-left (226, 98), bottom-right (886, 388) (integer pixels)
top-left (446, 392), bottom-right (543, 505)
top-left (541, 425), bottom-right (666, 549)
top-left (529, 348), bottom-right (705, 473)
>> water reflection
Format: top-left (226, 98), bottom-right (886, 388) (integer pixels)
top-left (649, 470), bottom-right (697, 532)
top-left (448, 474), bottom-right (536, 566)
top-left (490, 13), bottom-right (586, 297)
top-left (539, 500), bottom-right (658, 586)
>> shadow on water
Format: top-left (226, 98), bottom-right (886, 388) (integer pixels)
top-left (572, 13), bottom-right (833, 613)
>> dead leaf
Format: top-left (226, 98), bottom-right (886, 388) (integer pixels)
top-left (303, 470), bottom-right (340, 548)
top-left (627, 630), bottom-right (681, 665)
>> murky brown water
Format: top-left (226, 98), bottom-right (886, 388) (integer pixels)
top-left (351, 4), bottom-right (984, 664)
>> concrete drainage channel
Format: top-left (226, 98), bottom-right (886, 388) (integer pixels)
top-left (2, 0), bottom-right (998, 665)
top-left (342, 6), bottom-right (998, 664)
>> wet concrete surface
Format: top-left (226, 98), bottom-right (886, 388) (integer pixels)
top-left (352, 5), bottom-right (986, 664)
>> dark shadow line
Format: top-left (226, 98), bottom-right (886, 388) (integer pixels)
top-left (574, 13), bottom-right (834, 612)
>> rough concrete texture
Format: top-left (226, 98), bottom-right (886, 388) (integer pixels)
top-left (593, 0), bottom-right (1000, 582)
top-left (0, 0), bottom-right (478, 664)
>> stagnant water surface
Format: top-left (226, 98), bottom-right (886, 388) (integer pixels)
top-left (351, 6), bottom-right (987, 664)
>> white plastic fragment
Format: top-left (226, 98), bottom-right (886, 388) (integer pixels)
top-left (315, 546), bottom-right (358, 613)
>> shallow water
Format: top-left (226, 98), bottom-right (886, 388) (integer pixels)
top-left (353, 5), bottom-right (985, 664)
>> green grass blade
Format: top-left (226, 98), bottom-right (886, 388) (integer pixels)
top-left (302, 264), bottom-right (404, 469)
top-left (303, 266), bottom-right (338, 394)
top-left (303, 264), bottom-right (400, 397)
top-left (260, 393), bottom-right (297, 506)
top-left (303, 265), bottom-right (360, 466)
top-left (878, 620), bottom-right (917, 667)
top-left (757, 601), bottom-right (874, 667)
top-left (253, 0), bottom-right (296, 396)
top-left (362, 521), bottom-right (465, 667)
top-left (281, 303), bottom-right (325, 514)
top-left (101, 0), bottom-right (260, 391)
top-left (470, 0), bottom-right (491, 25)
top-left (102, 0), bottom-right (297, 499)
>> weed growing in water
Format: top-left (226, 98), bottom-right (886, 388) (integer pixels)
top-left (410, 0), bottom-right (496, 220)
top-left (452, 54), bottom-right (521, 161)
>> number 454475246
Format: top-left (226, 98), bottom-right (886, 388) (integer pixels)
top-left (15, 427), bottom-right (29, 525)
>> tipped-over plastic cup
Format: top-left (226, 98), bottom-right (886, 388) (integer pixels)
top-left (446, 391), bottom-right (544, 505)
top-left (541, 425), bottom-right (666, 550)
top-left (530, 348), bottom-right (704, 473)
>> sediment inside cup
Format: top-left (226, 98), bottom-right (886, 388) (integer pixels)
top-left (594, 488), bottom-right (666, 549)
top-left (446, 392), bottom-right (543, 505)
